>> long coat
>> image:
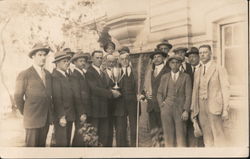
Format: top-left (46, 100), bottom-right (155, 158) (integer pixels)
top-left (86, 65), bottom-right (113, 118)
top-left (191, 61), bottom-right (230, 118)
top-left (51, 69), bottom-right (75, 121)
top-left (14, 66), bottom-right (53, 128)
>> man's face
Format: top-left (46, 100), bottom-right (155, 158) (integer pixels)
top-left (106, 58), bottom-right (116, 69)
top-left (32, 50), bottom-right (47, 67)
top-left (199, 47), bottom-right (211, 64)
top-left (158, 45), bottom-right (170, 54)
top-left (188, 54), bottom-right (200, 66)
top-left (74, 57), bottom-right (87, 69)
top-left (169, 59), bottom-right (181, 73)
top-left (175, 50), bottom-right (185, 59)
top-left (56, 58), bottom-right (70, 72)
top-left (106, 45), bottom-right (115, 54)
top-left (119, 55), bottom-right (129, 67)
top-left (92, 52), bottom-right (103, 67)
top-left (153, 54), bottom-right (164, 66)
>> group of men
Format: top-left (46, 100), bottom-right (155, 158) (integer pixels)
top-left (142, 40), bottom-right (230, 147)
top-left (14, 39), bottom-right (230, 148)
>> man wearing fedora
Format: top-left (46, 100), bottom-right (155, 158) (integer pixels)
top-left (191, 45), bottom-right (229, 147)
top-left (70, 52), bottom-right (91, 146)
top-left (86, 50), bottom-right (121, 146)
top-left (143, 50), bottom-right (171, 134)
top-left (185, 47), bottom-right (204, 147)
top-left (156, 39), bottom-right (172, 65)
top-left (14, 43), bottom-right (53, 147)
top-left (157, 54), bottom-right (192, 147)
top-left (51, 51), bottom-right (75, 147)
top-left (63, 48), bottom-right (75, 76)
top-left (173, 47), bottom-right (192, 77)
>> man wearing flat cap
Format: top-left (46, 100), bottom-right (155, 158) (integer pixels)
top-left (14, 43), bottom-right (53, 147)
top-left (157, 55), bottom-right (192, 147)
top-left (51, 51), bottom-right (75, 147)
top-left (69, 52), bottom-right (91, 146)
top-left (173, 47), bottom-right (192, 77)
top-left (143, 50), bottom-right (171, 135)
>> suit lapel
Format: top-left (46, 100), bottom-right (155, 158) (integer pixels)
top-left (175, 72), bottom-right (184, 92)
top-left (155, 65), bottom-right (167, 80)
top-left (205, 62), bottom-right (216, 85)
top-left (163, 73), bottom-right (171, 98)
top-left (31, 66), bottom-right (46, 88)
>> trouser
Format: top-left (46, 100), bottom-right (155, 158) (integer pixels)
top-left (127, 111), bottom-right (137, 147)
top-left (90, 117), bottom-right (109, 147)
top-left (198, 98), bottom-right (226, 147)
top-left (107, 116), bottom-right (114, 147)
top-left (25, 123), bottom-right (49, 147)
top-left (114, 116), bottom-right (128, 147)
top-left (72, 117), bottom-right (91, 147)
top-left (161, 104), bottom-right (187, 147)
top-left (54, 120), bottom-right (73, 147)
top-left (148, 110), bottom-right (162, 131)
top-left (186, 115), bottom-right (204, 147)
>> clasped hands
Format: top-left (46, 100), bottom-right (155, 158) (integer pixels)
top-left (111, 89), bottom-right (121, 98)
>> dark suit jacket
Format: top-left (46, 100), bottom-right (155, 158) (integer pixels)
top-left (70, 69), bottom-right (91, 118)
top-left (52, 69), bottom-right (75, 121)
top-left (113, 69), bottom-right (137, 117)
top-left (157, 72), bottom-right (192, 112)
top-left (183, 62), bottom-right (193, 78)
top-left (147, 64), bottom-right (171, 112)
top-left (86, 65), bottom-right (113, 118)
top-left (14, 66), bottom-right (53, 128)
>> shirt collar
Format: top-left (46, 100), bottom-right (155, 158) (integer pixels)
top-left (155, 63), bottom-right (164, 70)
top-left (202, 60), bottom-right (212, 68)
top-left (82, 68), bottom-right (87, 73)
top-left (75, 67), bottom-right (84, 75)
top-left (56, 68), bottom-right (67, 77)
top-left (171, 71), bottom-right (180, 76)
top-left (122, 66), bottom-right (131, 76)
top-left (92, 64), bottom-right (101, 74)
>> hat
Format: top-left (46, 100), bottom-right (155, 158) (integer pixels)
top-left (63, 48), bottom-right (75, 56)
top-left (168, 54), bottom-right (184, 62)
top-left (156, 39), bottom-right (172, 50)
top-left (70, 52), bottom-right (89, 63)
top-left (103, 41), bottom-right (116, 52)
top-left (149, 50), bottom-right (167, 59)
top-left (28, 43), bottom-right (50, 58)
top-left (172, 47), bottom-right (188, 54)
top-left (52, 51), bottom-right (71, 63)
top-left (118, 46), bottom-right (130, 54)
top-left (185, 47), bottom-right (199, 57)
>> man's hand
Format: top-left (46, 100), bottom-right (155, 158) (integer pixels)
top-left (59, 116), bottom-right (67, 127)
top-left (80, 114), bottom-right (87, 122)
top-left (111, 89), bottom-right (121, 98)
top-left (181, 111), bottom-right (189, 121)
top-left (222, 110), bottom-right (229, 121)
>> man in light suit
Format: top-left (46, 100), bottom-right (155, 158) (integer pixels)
top-left (51, 51), bottom-right (75, 147)
top-left (191, 45), bottom-right (230, 147)
top-left (14, 43), bottom-right (53, 147)
top-left (157, 55), bottom-right (192, 147)
top-left (86, 50), bottom-right (121, 146)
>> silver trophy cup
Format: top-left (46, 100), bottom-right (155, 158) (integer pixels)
top-left (111, 66), bottom-right (122, 90)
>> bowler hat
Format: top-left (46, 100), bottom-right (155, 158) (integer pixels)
top-left (150, 50), bottom-right (167, 59)
top-left (168, 54), bottom-right (184, 62)
top-left (28, 43), bottom-right (50, 58)
top-left (156, 39), bottom-right (172, 50)
top-left (52, 51), bottom-right (71, 63)
top-left (118, 46), bottom-right (130, 54)
top-left (70, 52), bottom-right (89, 63)
top-left (185, 47), bottom-right (199, 57)
top-left (172, 47), bottom-right (188, 53)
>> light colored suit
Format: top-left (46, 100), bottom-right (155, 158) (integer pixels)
top-left (191, 61), bottom-right (230, 146)
top-left (157, 72), bottom-right (192, 147)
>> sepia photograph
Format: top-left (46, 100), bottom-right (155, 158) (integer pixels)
top-left (0, 0), bottom-right (248, 158)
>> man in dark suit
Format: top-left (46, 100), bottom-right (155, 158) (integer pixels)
top-left (14, 43), bottom-right (53, 147)
top-left (63, 48), bottom-right (75, 76)
top-left (156, 39), bottom-right (172, 65)
top-left (146, 50), bottom-right (171, 131)
top-left (86, 50), bottom-right (121, 146)
top-left (70, 52), bottom-right (92, 146)
top-left (51, 51), bottom-right (75, 147)
top-left (157, 55), bottom-right (192, 147)
top-left (113, 52), bottom-right (138, 147)
top-left (173, 47), bottom-right (192, 77)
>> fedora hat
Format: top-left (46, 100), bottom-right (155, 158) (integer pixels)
top-left (172, 47), bottom-right (188, 54)
top-left (63, 48), bottom-right (75, 56)
top-left (150, 49), bottom-right (167, 59)
top-left (70, 52), bottom-right (90, 63)
top-left (28, 43), bottom-right (50, 58)
top-left (52, 51), bottom-right (71, 63)
top-left (168, 54), bottom-right (184, 62)
top-left (185, 47), bottom-right (199, 57)
top-left (156, 39), bottom-right (172, 50)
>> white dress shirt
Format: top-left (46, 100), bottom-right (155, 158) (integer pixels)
top-left (122, 66), bottom-right (131, 76)
top-left (171, 71), bottom-right (180, 81)
top-left (192, 64), bottom-right (201, 73)
top-left (106, 68), bottom-right (113, 80)
top-left (201, 60), bottom-right (212, 75)
top-left (154, 63), bottom-right (164, 77)
top-left (92, 64), bottom-right (101, 75)
top-left (33, 64), bottom-right (44, 79)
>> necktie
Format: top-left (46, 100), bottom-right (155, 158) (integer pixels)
top-left (125, 67), bottom-right (128, 77)
top-left (41, 68), bottom-right (46, 87)
top-left (193, 67), bottom-right (196, 74)
top-left (181, 64), bottom-right (185, 72)
top-left (154, 67), bottom-right (158, 77)
top-left (203, 65), bottom-right (206, 75)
